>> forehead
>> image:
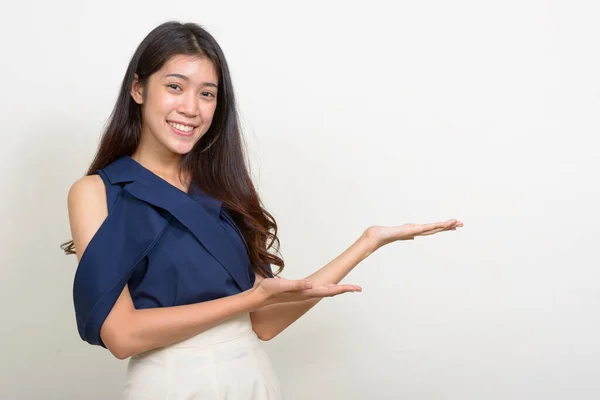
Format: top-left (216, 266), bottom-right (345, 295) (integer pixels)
top-left (158, 54), bottom-right (218, 83)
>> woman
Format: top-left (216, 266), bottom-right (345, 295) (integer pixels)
top-left (64, 21), bottom-right (463, 399)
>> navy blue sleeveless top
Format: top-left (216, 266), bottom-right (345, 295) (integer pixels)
top-left (72, 155), bottom-right (269, 348)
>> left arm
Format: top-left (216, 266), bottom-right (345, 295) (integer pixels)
top-left (250, 219), bottom-right (463, 340)
top-left (250, 232), bottom-right (375, 340)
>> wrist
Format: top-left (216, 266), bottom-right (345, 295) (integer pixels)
top-left (245, 286), bottom-right (269, 310)
top-left (359, 229), bottom-right (381, 255)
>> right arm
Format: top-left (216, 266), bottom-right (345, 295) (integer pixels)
top-left (67, 176), bottom-right (358, 360)
top-left (68, 176), bottom-right (267, 359)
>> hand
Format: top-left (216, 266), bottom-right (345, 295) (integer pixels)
top-left (363, 219), bottom-right (464, 250)
top-left (255, 277), bottom-right (362, 306)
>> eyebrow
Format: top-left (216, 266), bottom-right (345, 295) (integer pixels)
top-left (164, 73), bottom-right (218, 88)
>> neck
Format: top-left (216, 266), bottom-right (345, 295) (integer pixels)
top-left (131, 132), bottom-right (189, 189)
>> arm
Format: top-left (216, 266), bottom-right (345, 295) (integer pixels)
top-left (250, 221), bottom-right (463, 340)
top-left (68, 176), bottom-right (356, 359)
top-left (68, 176), bottom-right (265, 359)
top-left (250, 233), bottom-right (375, 341)
top-left (102, 283), bottom-right (263, 360)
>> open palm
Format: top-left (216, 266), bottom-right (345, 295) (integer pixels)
top-left (256, 277), bottom-right (362, 306)
top-left (364, 219), bottom-right (463, 248)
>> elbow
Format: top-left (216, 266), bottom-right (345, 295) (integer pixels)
top-left (256, 332), bottom-right (274, 341)
top-left (105, 335), bottom-right (134, 360)
top-left (109, 343), bottom-right (132, 360)
top-left (250, 313), bottom-right (279, 341)
top-left (101, 325), bottom-right (135, 360)
top-left (253, 326), bottom-right (277, 341)
top-left (110, 350), bottom-right (130, 361)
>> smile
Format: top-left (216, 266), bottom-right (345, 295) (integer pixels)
top-left (167, 121), bottom-right (197, 132)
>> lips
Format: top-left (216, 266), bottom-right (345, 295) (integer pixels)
top-left (167, 121), bottom-right (197, 137)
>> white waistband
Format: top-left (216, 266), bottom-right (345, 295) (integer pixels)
top-left (170, 312), bottom-right (255, 349)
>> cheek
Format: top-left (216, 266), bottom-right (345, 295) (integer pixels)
top-left (148, 91), bottom-right (177, 115)
top-left (201, 105), bottom-right (217, 125)
top-left (159, 95), bottom-right (179, 113)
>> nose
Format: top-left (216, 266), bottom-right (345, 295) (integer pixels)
top-left (177, 92), bottom-right (199, 117)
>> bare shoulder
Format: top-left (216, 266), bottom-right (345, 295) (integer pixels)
top-left (67, 175), bottom-right (108, 260)
top-left (68, 175), bottom-right (105, 204)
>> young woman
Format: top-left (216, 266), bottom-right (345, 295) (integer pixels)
top-left (64, 21), bottom-right (463, 399)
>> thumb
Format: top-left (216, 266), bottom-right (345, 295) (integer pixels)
top-left (282, 278), bottom-right (312, 292)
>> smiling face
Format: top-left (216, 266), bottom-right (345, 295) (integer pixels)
top-left (131, 54), bottom-right (219, 156)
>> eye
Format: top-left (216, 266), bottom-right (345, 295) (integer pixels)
top-left (167, 83), bottom-right (182, 91)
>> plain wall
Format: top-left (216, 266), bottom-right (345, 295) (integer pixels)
top-left (1, 1), bottom-right (599, 399)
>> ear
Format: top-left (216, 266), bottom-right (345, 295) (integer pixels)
top-left (131, 73), bottom-right (144, 105)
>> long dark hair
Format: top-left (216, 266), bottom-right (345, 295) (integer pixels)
top-left (61, 21), bottom-right (283, 278)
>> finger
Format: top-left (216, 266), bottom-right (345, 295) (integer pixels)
top-left (445, 219), bottom-right (463, 228)
top-left (419, 219), bottom-right (461, 234)
top-left (417, 228), bottom-right (444, 236)
top-left (280, 279), bottom-right (312, 291)
top-left (308, 284), bottom-right (362, 298)
top-left (417, 222), bottom-right (446, 234)
top-left (421, 219), bottom-right (456, 231)
top-left (420, 224), bottom-right (461, 235)
top-left (324, 283), bottom-right (361, 288)
top-left (299, 279), bottom-right (313, 290)
top-left (321, 284), bottom-right (362, 292)
top-left (335, 284), bottom-right (362, 292)
top-left (310, 287), bottom-right (345, 297)
top-left (417, 227), bottom-right (449, 236)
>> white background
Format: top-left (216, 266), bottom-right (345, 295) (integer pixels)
top-left (1, 1), bottom-right (599, 399)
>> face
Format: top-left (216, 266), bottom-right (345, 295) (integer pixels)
top-left (131, 54), bottom-right (219, 155)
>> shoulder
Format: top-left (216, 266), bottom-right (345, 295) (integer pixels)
top-left (69, 174), bottom-right (105, 198)
top-left (67, 175), bottom-right (109, 260)
top-left (68, 175), bottom-right (107, 210)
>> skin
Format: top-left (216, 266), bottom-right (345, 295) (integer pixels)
top-left (130, 54), bottom-right (219, 186)
top-left (67, 54), bottom-right (464, 360)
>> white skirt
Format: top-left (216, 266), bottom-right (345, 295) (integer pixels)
top-left (122, 313), bottom-right (284, 399)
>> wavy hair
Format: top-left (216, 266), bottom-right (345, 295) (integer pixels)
top-left (61, 21), bottom-right (283, 278)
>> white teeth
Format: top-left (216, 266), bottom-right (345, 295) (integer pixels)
top-left (168, 122), bottom-right (195, 132)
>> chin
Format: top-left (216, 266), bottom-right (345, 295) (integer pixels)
top-left (169, 144), bottom-right (196, 155)
top-left (164, 133), bottom-right (201, 154)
